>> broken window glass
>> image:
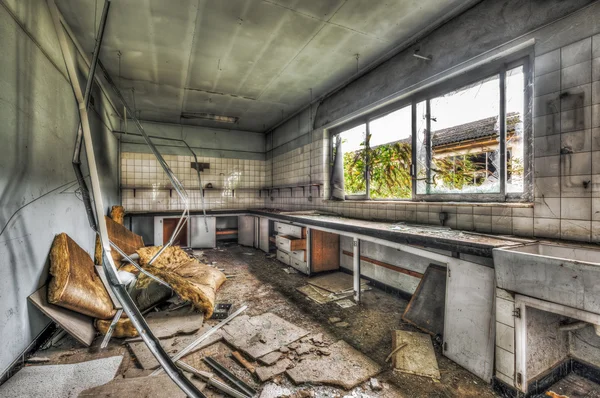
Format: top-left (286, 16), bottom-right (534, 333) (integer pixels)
top-left (428, 74), bottom-right (501, 194)
top-left (339, 124), bottom-right (367, 195)
top-left (368, 106), bottom-right (412, 199)
top-left (506, 66), bottom-right (525, 193)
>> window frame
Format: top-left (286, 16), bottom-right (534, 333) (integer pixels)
top-left (329, 51), bottom-right (533, 203)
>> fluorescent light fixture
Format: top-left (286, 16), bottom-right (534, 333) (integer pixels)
top-left (181, 112), bottom-right (238, 123)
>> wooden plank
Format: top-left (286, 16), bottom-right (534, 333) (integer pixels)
top-left (342, 250), bottom-right (423, 278)
top-left (311, 230), bottom-right (340, 273)
top-left (216, 229), bottom-right (238, 235)
top-left (392, 330), bottom-right (440, 379)
top-left (401, 264), bottom-right (446, 336)
top-left (28, 285), bottom-right (95, 346)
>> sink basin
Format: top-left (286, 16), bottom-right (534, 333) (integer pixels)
top-left (493, 243), bottom-right (600, 314)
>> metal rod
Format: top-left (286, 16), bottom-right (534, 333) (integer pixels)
top-left (109, 241), bottom-right (170, 287)
top-left (203, 357), bottom-right (257, 397)
top-left (151, 305), bottom-right (247, 376)
top-left (100, 308), bottom-right (123, 349)
top-left (177, 362), bottom-right (250, 398)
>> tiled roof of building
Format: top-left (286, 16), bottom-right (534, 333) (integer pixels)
top-left (365, 112), bottom-right (520, 149)
top-left (431, 112), bottom-right (519, 147)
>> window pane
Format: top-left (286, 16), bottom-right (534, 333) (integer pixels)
top-left (506, 66), bottom-right (525, 193)
top-left (368, 106), bottom-right (412, 199)
top-left (339, 124), bottom-right (367, 195)
top-left (428, 75), bottom-right (501, 194)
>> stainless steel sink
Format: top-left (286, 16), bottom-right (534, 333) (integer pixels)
top-left (493, 243), bottom-right (600, 314)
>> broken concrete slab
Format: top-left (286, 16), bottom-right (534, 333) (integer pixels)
top-left (0, 356), bottom-right (123, 398)
top-left (79, 374), bottom-right (206, 397)
top-left (307, 272), bottom-right (368, 294)
top-left (221, 313), bottom-right (309, 359)
top-left (255, 358), bottom-right (292, 382)
top-left (126, 306), bottom-right (204, 342)
top-left (392, 330), bottom-right (440, 380)
top-left (295, 343), bottom-right (312, 355)
top-left (128, 325), bottom-right (222, 369)
top-left (286, 340), bottom-right (381, 389)
top-left (259, 351), bottom-right (283, 366)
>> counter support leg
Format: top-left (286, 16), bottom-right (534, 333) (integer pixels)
top-left (353, 237), bottom-right (361, 302)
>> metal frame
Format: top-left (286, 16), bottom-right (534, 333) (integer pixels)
top-left (329, 49), bottom-right (533, 203)
top-left (47, 1), bottom-right (205, 396)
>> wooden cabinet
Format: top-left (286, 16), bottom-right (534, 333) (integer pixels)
top-left (310, 229), bottom-right (339, 273)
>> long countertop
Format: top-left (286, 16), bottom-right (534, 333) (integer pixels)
top-left (127, 208), bottom-right (528, 258)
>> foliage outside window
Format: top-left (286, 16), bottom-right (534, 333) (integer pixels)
top-left (333, 61), bottom-right (527, 201)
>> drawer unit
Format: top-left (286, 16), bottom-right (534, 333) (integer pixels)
top-left (274, 222), bottom-right (306, 238)
top-left (276, 234), bottom-right (306, 252)
top-left (291, 257), bottom-right (308, 273)
top-left (276, 250), bottom-right (291, 265)
top-left (289, 249), bottom-right (306, 262)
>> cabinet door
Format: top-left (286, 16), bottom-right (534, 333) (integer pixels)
top-left (443, 258), bottom-right (495, 382)
top-left (190, 216), bottom-right (216, 248)
top-left (162, 218), bottom-right (188, 246)
top-left (238, 216), bottom-right (255, 247)
top-left (259, 217), bottom-right (270, 253)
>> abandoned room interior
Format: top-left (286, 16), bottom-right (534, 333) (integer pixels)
top-left (2, 0), bottom-right (600, 397)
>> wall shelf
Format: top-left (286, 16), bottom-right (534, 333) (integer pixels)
top-left (260, 184), bottom-right (323, 198)
top-left (121, 186), bottom-right (259, 198)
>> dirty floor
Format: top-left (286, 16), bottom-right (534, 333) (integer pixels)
top-left (26, 243), bottom-right (499, 397)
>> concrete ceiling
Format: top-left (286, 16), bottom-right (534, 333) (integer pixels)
top-left (56, 0), bottom-right (477, 133)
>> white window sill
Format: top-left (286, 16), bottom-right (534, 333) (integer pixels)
top-left (322, 199), bottom-right (533, 208)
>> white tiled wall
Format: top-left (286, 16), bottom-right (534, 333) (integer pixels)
top-left (121, 152), bottom-right (265, 211)
top-left (264, 34), bottom-right (600, 243)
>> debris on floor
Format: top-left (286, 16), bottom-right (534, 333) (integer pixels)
top-left (255, 358), bottom-right (293, 382)
top-left (211, 303), bottom-right (233, 319)
top-left (336, 298), bottom-right (357, 308)
top-left (124, 305), bottom-right (204, 342)
top-left (221, 312), bottom-right (310, 359)
top-left (391, 330), bottom-right (440, 379)
top-left (0, 356), bottom-right (123, 398)
top-left (79, 374), bottom-right (206, 397)
top-left (17, 243), bottom-right (497, 398)
top-left (286, 340), bottom-right (382, 389)
top-left (307, 272), bottom-right (368, 294)
top-left (128, 324), bottom-right (223, 369)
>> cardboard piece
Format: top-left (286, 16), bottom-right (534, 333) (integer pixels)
top-left (28, 285), bottom-right (95, 346)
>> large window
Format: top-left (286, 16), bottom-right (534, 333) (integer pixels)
top-left (331, 58), bottom-right (530, 201)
